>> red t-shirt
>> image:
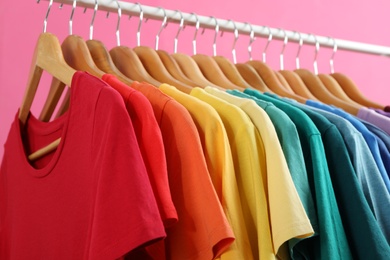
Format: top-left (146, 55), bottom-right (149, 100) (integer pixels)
top-left (0, 72), bottom-right (165, 260)
top-left (102, 74), bottom-right (177, 228)
top-left (130, 82), bottom-right (234, 260)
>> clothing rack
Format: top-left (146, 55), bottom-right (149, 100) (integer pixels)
top-left (42, 0), bottom-right (390, 57)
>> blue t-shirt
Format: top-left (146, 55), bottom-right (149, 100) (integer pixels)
top-left (363, 122), bottom-right (390, 152)
top-left (306, 100), bottom-right (390, 194)
top-left (284, 99), bottom-right (390, 258)
top-left (244, 89), bottom-right (353, 260)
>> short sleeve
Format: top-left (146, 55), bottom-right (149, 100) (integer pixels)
top-left (89, 87), bottom-right (165, 260)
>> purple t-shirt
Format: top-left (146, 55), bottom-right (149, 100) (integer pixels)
top-left (374, 108), bottom-right (390, 118)
top-left (357, 107), bottom-right (390, 135)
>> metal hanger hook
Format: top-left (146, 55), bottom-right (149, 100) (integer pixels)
top-left (294, 31), bottom-right (303, 69)
top-left (278, 28), bottom-right (288, 70)
top-left (174, 10), bottom-right (184, 54)
top-left (262, 26), bottom-right (273, 63)
top-left (89, 0), bottom-right (98, 40)
top-left (223, 20), bottom-right (239, 64)
top-left (69, 0), bottom-right (77, 35)
top-left (245, 22), bottom-right (256, 61)
top-left (114, 0), bottom-right (121, 46)
top-left (135, 2), bottom-right (143, 47)
top-left (211, 16), bottom-right (219, 56)
top-left (155, 7), bottom-right (167, 50)
top-left (191, 12), bottom-right (200, 55)
top-left (329, 37), bottom-right (338, 73)
top-left (43, 0), bottom-right (54, 32)
top-left (308, 34), bottom-right (320, 75)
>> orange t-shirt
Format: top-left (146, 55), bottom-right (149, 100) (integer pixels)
top-left (102, 74), bottom-right (177, 227)
top-left (131, 82), bottom-right (235, 260)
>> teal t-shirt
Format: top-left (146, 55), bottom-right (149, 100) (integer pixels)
top-left (285, 99), bottom-right (390, 259)
top-left (227, 90), bottom-right (318, 254)
top-left (305, 106), bottom-right (390, 245)
top-left (244, 89), bottom-right (353, 260)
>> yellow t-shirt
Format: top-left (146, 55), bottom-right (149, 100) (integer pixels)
top-left (191, 87), bottom-right (275, 260)
top-left (205, 87), bottom-right (314, 256)
top-left (159, 84), bottom-right (253, 260)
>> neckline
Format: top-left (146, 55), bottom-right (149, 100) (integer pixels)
top-left (15, 73), bottom-right (77, 178)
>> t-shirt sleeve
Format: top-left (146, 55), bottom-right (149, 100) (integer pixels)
top-left (89, 87), bottom-right (165, 260)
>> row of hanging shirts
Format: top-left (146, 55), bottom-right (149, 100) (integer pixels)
top-left (1, 0), bottom-right (390, 260)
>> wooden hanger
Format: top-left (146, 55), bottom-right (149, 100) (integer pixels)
top-left (247, 60), bottom-right (307, 103)
top-left (318, 73), bottom-right (362, 106)
top-left (39, 1), bottom-right (105, 122)
top-left (243, 26), bottom-right (306, 102)
top-left (125, 4), bottom-right (192, 92)
top-left (172, 53), bottom-right (220, 88)
top-left (331, 72), bottom-right (384, 109)
top-left (210, 21), bottom-right (251, 89)
top-left (84, 0), bottom-right (132, 83)
top-left (152, 8), bottom-right (198, 88)
top-left (213, 56), bottom-right (250, 89)
top-left (272, 29), bottom-right (316, 99)
top-left (274, 71), bottom-right (295, 92)
top-left (134, 46), bottom-right (193, 93)
top-left (191, 17), bottom-right (242, 90)
top-left (193, 54), bottom-right (243, 90)
top-left (39, 35), bottom-right (105, 122)
top-left (296, 69), bottom-right (361, 114)
top-left (87, 40), bottom-right (133, 84)
top-left (279, 70), bottom-right (318, 100)
top-left (294, 34), bottom-right (361, 114)
top-left (110, 46), bottom-right (161, 86)
top-left (20, 33), bottom-right (76, 161)
top-left (157, 50), bottom-right (198, 87)
top-left (169, 12), bottom-right (220, 89)
top-left (235, 63), bottom-right (269, 92)
top-left (108, 2), bottom-right (160, 86)
top-left (314, 37), bottom-right (362, 106)
top-left (233, 22), bottom-right (270, 92)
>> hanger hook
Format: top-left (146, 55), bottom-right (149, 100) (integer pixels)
top-left (308, 34), bottom-right (320, 75)
top-left (43, 0), bottom-right (53, 32)
top-left (262, 26), bottom-right (272, 63)
top-left (89, 0), bottom-right (98, 40)
top-left (191, 12), bottom-right (200, 55)
top-left (69, 0), bottom-right (77, 35)
top-left (278, 28), bottom-right (288, 70)
top-left (174, 10), bottom-right (185, 54)
top-left (329, 37), bottom-right (338, 73)
top-left (245, 22), bottom-right (256, 61)
top-left (211, 16), bottom-right (219, 56)
top-left (135, 2), bottom-right (143, 47)
top-left (155, 7), bottom-right (167, 50)
top-left (110, 0), bottom-right (121, 46)
top-left (222, 20), bottom-right (239, 64)
top-left (294, 31), bottom-right (303, 69)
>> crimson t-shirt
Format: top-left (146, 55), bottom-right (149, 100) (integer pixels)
top-left (102, 74), bottom-right (177, 228)
top-left (0, 72), bottom-right (165, 259)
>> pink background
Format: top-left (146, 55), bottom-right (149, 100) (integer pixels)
top-left (1, 0), bottom-right (390, 159)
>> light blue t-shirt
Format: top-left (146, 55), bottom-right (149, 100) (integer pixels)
top-left (304, 106), bottom-right (390, 242)
top-left (306, 100), bottom-right (390, 194)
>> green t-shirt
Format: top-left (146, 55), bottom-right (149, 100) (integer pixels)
top-left (245, 89), bottom-right (353, 260)
top-left (300, 104), bottom-right (390, 259)
top-left (228, 90), bottom-right (318, 256)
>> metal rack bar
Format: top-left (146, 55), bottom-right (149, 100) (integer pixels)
top-left (41, 0), bottom-right (390, 57)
